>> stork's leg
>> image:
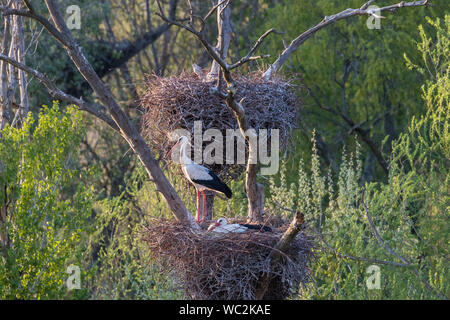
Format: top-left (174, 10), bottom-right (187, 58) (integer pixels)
top-left (202, 190), bottom-right (206, 223)
top-left (196, 190), bottom-right (200, 223)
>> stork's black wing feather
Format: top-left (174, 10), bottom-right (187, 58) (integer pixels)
top-left (240, 224), bottom-right (272, 232)
top-left (192, 169), bottom-right (232, 198)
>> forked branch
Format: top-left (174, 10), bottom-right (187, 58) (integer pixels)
top-left (255, 211), bottom-right (306, 299)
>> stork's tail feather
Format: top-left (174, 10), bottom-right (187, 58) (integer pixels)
top-left (223, 184), bottom-right (232, 199)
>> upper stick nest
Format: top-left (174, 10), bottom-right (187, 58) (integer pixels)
top-left (140, 72), bottom-right (299, 176)
top-left (142, 218), bottom-right (314, 300)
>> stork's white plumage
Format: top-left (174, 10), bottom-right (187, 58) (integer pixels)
top-left (168, 136), bottom-right (232, 224)
top-left (207, 217), bottom-right (273, 233)
top-left (207, 218), bottom-right (248, 233)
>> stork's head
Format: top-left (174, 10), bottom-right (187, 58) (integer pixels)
top-left (206, 217), bottom-right (228, 232)
top-left (167, 135), bottom-right (189, 159)
top-left (216, 217), bottom-right (228, 226)
top-left (177, 135), bottom-right (189, 145)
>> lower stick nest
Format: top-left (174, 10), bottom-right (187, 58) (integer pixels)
top-left (142, 218), bottom-right (314, 300)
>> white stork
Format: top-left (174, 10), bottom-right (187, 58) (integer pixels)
top-left (168, 136), bottom-right (232, 223)
top-left (207, 217), bottom-right (273, 233)
top-left (207, 218), bottom-right (248, 233)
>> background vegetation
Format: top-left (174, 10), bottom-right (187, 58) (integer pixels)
top-left (0, 0), bottom-right (448, 299)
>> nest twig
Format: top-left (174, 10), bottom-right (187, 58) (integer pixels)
top-left (140, 72), bottom-right (299, 177)
top-left (142, 218), bottom-right (314, 300)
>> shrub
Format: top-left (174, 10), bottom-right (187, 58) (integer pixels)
top-left (0, 103), bottom-right (93, 299)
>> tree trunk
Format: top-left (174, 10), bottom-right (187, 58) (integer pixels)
top-left (209, 1), bottom-right (264, 223)
top-left (42, 0), bottom-right (198, 229)
top-left (207, 0), bottom-right (232, 80)
top-left (201, 1), bottom-right (232, 224)
top-left (0, 14), bottom-right (11, 129)
top-left (246, 182), bottom-right (264, 223)
top-left (5, 13), bottom-right (17, 127)
top-left (12, 0), bottom-right (28, 126)
top-left (205, 190), bottom-right (215, 221)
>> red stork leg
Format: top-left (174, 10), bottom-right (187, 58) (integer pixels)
top-left (196, 190), bottom-right (200, 223)
top-left (202, 190), bottom-right (206, 223)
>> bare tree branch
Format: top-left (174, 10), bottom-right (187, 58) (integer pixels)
top-left (0, 53), bottom-right (119, 131)
top-left (21, 0), bottom-right (35, 13)
top-left (5, 5), bottom-right (17, 126)
top-left (203, 0), bottom-right (228, 23)
top-left (263, 0), bottom-right (432, 80)
top-left (0, 12), bottom-right (12, 129)
top-left (255, 211), bottom-right (305, 299)
top-left (361, 0), bottom-right (378, 10)
top-left (155, 7), bottom-right (229, 71)
top-left (228, 28), bottom-right (282, 70)
top-left (10, 0), bottom-right (29, 127)
top-left (207, 0), bottom-right (232, 80)
top-left (0, 0), bottom-right (199, 229)
top-left (0, 5), bottom-right (69, 47)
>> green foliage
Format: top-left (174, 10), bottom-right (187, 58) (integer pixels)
top-left (2, 2), bottom-right (447, 300)
top-left (83, 165), bottom-right (182, 299)
top-left (254, 0), bottom-right (447, 177)
top-left (266, 16), bottom-right (449, 299)
top-left (0, 104), bottom-right (185, 300)
top-left (0, 102), bottom-right (92, 299)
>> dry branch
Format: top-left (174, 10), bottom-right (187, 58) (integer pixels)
top-left (1, 0), bottom-right (198, 228)
top-left (0, 11), bottom-right (12, 129)
top-left (262, 0), bottom-right (432, 80)
top-left (0, 53), bottom-right (119, 131)
top-left (207, 0), bottom-right (232, 80)
top-left (255, 211), bottom-right (305, 299)
top-left (11, 0), bottom-right (29, 127)
top-left (229, 28), bottom-right (282, 70)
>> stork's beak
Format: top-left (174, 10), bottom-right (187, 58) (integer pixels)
top-left (206, 222), bottom-right (220, 233)
top-left (166, 141), bottom-right (180, 159)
